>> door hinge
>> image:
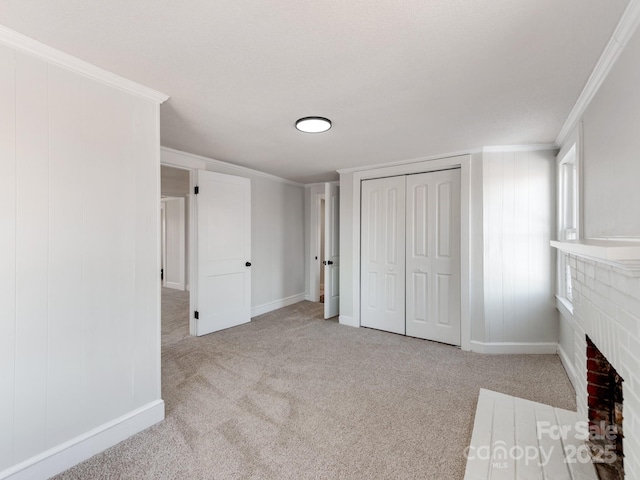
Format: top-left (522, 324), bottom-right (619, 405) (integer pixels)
top-left (194, 311), bottom-right (199, 319)
top-left (194, 186), bottom-right (199, 195)
top-left (161, 268), bottom-right (164, 280)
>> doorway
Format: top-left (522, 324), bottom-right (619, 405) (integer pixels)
top-left (307, 182), bottom-right (340, 318)
top-left (160, 165), bottom-right (191, 346)
top-left (319, 195), bottom-right (325, 303)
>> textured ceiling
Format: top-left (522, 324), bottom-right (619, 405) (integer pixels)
top-left (0, 1), bottom-right (629, 183)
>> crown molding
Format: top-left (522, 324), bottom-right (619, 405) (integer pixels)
top-left (555, 0), bottom-right (640, 146)
top-left (161, 147), bottom-right (304, 187)
top-left (482, 144), bottom-right (557, 153)
top-left (0, 25), bottom-right (169, 104)
top-left (336, 148), bottom-right (482, 175)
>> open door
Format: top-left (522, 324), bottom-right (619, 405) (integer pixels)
top-left (324, 183), bottom-right (340, 318)
top-left (195, 170), bottom-right (251, 336)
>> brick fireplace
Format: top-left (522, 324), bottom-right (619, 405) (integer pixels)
top-left (586, 336), bottom-right (624, 479)
top-left (567, 254), bottom-right (640, 479)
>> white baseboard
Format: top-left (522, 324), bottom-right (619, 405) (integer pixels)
top-left (304, 293), bottom-right (314, 302)
top-left (557, 343), bottom-right (578, 392)
top-left (164, 282), bottom-right (184, 291)
top-left (469, 341), bottom-right (558, 354)
top-left (338, 315), bottom-right (359, 328)
top-left (1, 400), bottom-right (164, 480)
top-left (251, 293), bottom-right (306, 317)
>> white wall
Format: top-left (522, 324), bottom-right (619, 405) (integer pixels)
top-left (161, 148), bottom-right (306, 315)
top-left (0, 42), bottom-right (163, 478)
top-left (481, 149), bottom-right (558, 349)
top-left (162, 197), bottom-right (186, 290)
top-left (582, 23), bottom-right (640, 239)
top-left (557, 18), bottom-right (640, 391)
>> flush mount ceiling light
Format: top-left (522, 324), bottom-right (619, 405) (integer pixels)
top-left (295, 116), bottom-right (332, 133)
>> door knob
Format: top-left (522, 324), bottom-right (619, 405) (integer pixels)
top-left (245, 262), bottom-right (251, 267)
top-left (327, 260), bottom-right (333, 265)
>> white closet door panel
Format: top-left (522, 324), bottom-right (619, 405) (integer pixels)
top-left (0, 44), bottom-right (16, 471)
top-left (361, 176), bottom-right (405, 334)
top-left (46, 65), bottom-right (85, 447)
top-left (406, 169), bottom-right (461, 345)
top-left (14, 52), bottom-right (49, 463)
top-left (81, 79), bottom-right (135, 430)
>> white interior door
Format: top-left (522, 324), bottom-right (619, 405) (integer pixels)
top-left (360, 176), bottom-right (406, 334)
top-left (195, 170), bottom-right (251, 336)
top-left (163, 197), bottom-right (185, 290)
top-left (324, 183), bottom-right (340, 318)
top-left (406, 169), bottom-right (461, 345)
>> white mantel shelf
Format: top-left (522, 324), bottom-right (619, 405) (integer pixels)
top-left (551, 238), bottom-right (640, 270)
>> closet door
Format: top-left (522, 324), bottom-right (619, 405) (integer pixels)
top-left (360, 176), bottom-right (406, 334)
top-left (406, 169), bottom-right (461, 345)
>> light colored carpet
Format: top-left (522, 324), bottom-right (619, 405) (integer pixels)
top-left (161, 287), bottom-right (191, 347)
top-left (53, 298), bottom-right (576, 480)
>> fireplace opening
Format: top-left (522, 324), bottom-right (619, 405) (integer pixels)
top-left (586, 336), bottom-right (624, 480)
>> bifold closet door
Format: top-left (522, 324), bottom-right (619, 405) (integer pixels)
top-left (406, 169), bottom-right (461, 345)
top-left (360, 176), bottom-right (406, 334)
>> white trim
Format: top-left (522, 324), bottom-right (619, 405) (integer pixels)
top-left (336, 145), bottom-right (559, 175)
top-left (555, 0), bottom-right (640, 146)
top-left (345, 154), bottom-right (472, 351)
top-left (338, 315), bottom-right (359, 328)
top-left (0, 400), bottom-right (164, 480)
top-left (304, 293), bottom-right (314, 301)
top-left (337, 148), bottom-right (482, 174)
top-left (304, 181), bottom-right (339, 188)
top-left (482, 144), bottom-right (557, 153)
top-left (0, 26), bottom-right (168, 104)
top-left (557, 342), bottom-right (578, 392)
top-left (251, 293), bottom-right (306, 318)
top-left (556, 295), bottom-right (574, 318)
top-left (161, 147), bottom-right (304, 187)
top-left (469, 341), bottom-right (558, 354)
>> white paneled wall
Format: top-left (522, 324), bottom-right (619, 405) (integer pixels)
top-left (481, 150), bottom-right (558, 349)
top-left (0, 42), bottom-right (163, 477)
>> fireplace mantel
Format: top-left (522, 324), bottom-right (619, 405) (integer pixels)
top-left (551, 238), bottom-right (640, 271)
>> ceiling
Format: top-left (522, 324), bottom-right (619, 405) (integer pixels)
top-left (0, 1), bottom-right (629, 183)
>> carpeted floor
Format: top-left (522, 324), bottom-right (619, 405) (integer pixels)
top-left (53, 291), bottom-right (576, 479)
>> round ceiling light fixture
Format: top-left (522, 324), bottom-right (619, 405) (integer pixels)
top-left (295, 116), bottom-right (332, 133)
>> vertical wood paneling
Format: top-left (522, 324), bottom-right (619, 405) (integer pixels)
top-left (483, 154), bottom-right (504, 342)
top-left (81, 80), bottom-right (134, 429)
top-left (1, 46), bottom-right (162, 474)
top-left (513, 155), bottom-right (530, 342)
top-left (133, 98), bottom-right (160, 406)
top-left (0, 44), bottom-right (17, 471)
top-left (483, 150), bottom-right (557, 344)
top-left (14, 52), bottom-right (49, 463)
top-left (502, 152), bottom-right (516, 341)
top-left (46, 65), bottom-right (84, 446)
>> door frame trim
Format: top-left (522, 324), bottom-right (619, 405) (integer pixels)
top-left (348, 155), bottom-right (471, 351)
